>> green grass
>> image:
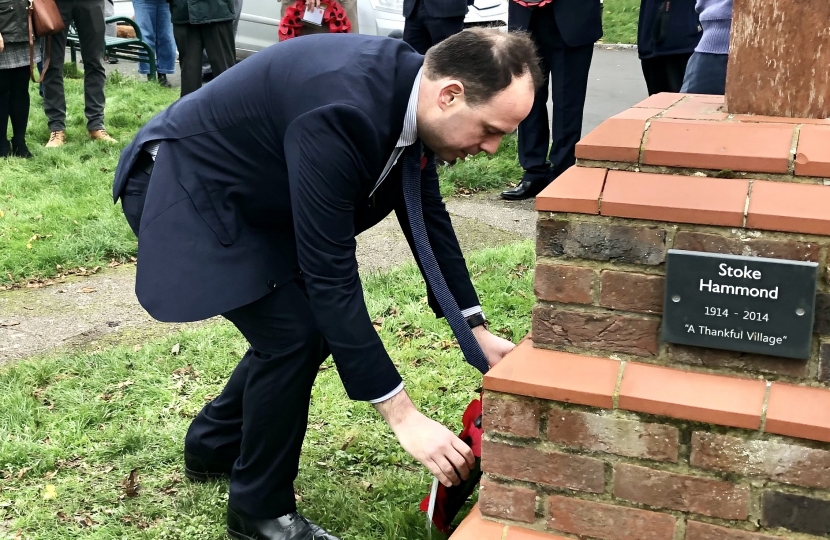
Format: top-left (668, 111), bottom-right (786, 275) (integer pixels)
top-left (0, 68), bottom-right (176, 287)
top-left (602, 0), bottom-right (641, 45)
top-left (0, 241), bottom-right (535, 540)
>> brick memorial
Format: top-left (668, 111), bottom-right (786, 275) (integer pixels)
top-left (450, 3), bottom-right (830, 539)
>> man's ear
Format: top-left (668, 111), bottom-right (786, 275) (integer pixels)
top-left (438, 80), bottom-right (465, 111)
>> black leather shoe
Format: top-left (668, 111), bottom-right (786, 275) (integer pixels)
top-left (10, 139), bottom-right (32, 159)
top-left (227, 505), bottom-right (340, 540)
top-left (500, 179), bottom-right (549, 201)
top-left (152, 74), bottom-right (172, 88)
top-left (184, 450), bottom-right (233, 482)
top-left (0, 139), bottom-right (10, 159)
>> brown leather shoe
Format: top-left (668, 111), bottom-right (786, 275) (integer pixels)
top-left (45, 131), bottom-right (66, 148)
top-left (89, 129), bottom-right (117, 143)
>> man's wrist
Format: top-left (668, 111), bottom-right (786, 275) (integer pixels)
top-left (464, 311), bottom-right (488, 330)
top-left (373, 389), bottom-right (417, 432)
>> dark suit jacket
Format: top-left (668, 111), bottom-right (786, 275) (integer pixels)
top-left (403, 0), bottom-right (470, 19)
top-left (508, 0), bottom-right (603, 48)
top-left (112, 34), bottom-right (480, 401)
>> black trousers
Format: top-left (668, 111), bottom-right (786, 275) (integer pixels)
top-left (403, 0), bottom-right (464, 54)
top-left (641, 53), bottom-right (692, 95)
top-left (0, 65), bottom-right (30, 145)
top-left (120, 156), bottom-right (330, 519)
top-left (518, 5), bottom-right (594, 185)
top-left (173, 21), bottom-right (236, 97)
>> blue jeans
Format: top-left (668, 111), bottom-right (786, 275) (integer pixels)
top-left (132, 0), bottom-right (176, 75)
top-left (680, 52), bottom-right (728, 95)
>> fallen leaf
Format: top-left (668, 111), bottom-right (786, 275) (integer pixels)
top-left (171, 343), bottom-right (180, 355)
top-left (116, 380), bottom-right (134, 389)
top-left (102, 465), bottom-right (115, 474)
top-left (172, 365), bottom-right (196, 379)
top-left (294, 493), bottom-right (303, 502)
top-left (76, 514), bottom-right (95, 527)
top-left (122, 468), bottom-right (140, 497)
top-left (17, 466), bottom-right (32, 480)
top-left (133, 345), bottom-right (141, 352)
top-left (372, 317), bottom-right (384, 331)
top-left (340, 435), bottom-right (355, 451)
top-left (0, 321), bottom-right (20, 327)
top-left (43, 470), bottom-right (58, 480)
top-left (80, 287), bottom-right (96, 293)
top-left (0, 210), bottom-right (3, 218)
top-left (42, 484), bottom-right (57, 500)
top-left (26, 243), bottom-right (32, 249)
top-left (361, 481), bottom-right (373, 492)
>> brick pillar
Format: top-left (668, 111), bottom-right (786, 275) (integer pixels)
top-left (725, 0), bottom-right (830, 119)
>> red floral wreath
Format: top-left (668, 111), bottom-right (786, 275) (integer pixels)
top-left (511, 0), bottom-right (553, 7)
top-left (279, 0), bottom-right (352, 41)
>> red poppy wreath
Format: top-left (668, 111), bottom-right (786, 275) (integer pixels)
top-left (278, 0), bottom-right (352, 41)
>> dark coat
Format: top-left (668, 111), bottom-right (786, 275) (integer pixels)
top-left (169, 0), bottom-right (235, 26)
top-left (403, 0), bottom-right (471, 19)
top-left (0, 0), bottom-right (30, 43)
top-left (508, 0), bottom-right (603, 47)
top-left (637, 0), bottom-right (701, 59)
top-left (113, 34), bottom-right (480, 401)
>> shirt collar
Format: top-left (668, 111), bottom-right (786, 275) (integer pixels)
top-left (395, 67), bottom-right (422, 148)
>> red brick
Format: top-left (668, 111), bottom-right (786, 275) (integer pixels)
top-left (482, 393), bottom-right (542, 439)
top-left (746, 180), bottom-right (830, 236)
top-left (575, 109), bottom-right (659, 163)
top-left (547, 407), bottom-right (679, 462)
top-left (479, 477), bottom-right (537, 523)
top-left (452, 505), bottom-right (506, 540)
top-left (634, 93), bottom-right (684, 109)
top-left (668, 344), bottom-right (809, 379)
top-left (534, 263), bottom-right (596, 305)
top-left (662, 100), bottom-right (729, 121)
top-left (765, 383), bottom-right (830, 443)
top-left (599, 271), bottom-right (665, 314)
top-left (672, 231), bottom-right (820, 262)
top-left (619, 362), bottom-right (766, 430)
top-left (533, 306), bottom-right (660, 356)
top-left (537, 218), bottom-right (668, 266)
top-left (482, 439), bottom-right (605, 493)
top-left (690, 432), bottom-right (830, 490)
top-left (613, 463), bottom-right (750, 519)
top-left (483, 339), bottom-right (620, 409)
top-left (795, 125), bottom-right (830, 178)
top-left (547, 495), bottom-right (676, 540)
top-left (643, 119), bottom-right (794, 174)
top-left (536, 166), bottom-right (607, 214)
top-left (686, 521), bottom-right (783, 540)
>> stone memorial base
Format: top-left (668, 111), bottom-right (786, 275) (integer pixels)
top-left (452, 93), bottom-right (830, 540)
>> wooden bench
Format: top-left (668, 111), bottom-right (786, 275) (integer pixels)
top-left (67, 16), bottom-right (157, 79)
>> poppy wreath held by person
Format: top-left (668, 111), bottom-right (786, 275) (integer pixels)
top-left (278, 0), bottom-right (352, 41)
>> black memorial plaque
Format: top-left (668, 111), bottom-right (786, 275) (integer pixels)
top-left (662, 250), bottom-right (818, 359)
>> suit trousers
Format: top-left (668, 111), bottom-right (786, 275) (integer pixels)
top-left (43, 0), bottom-right (107, 132)
top-left (173, 21), bottom-right (235, 97)
top-left (403, 0), bottom-right (464, 55)
top-left (518, 5), bottom-right (594, 185)
top-left (641, 53), bottom-right (692, 95)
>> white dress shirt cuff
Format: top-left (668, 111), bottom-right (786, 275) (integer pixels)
top-left (369, 382), bottom-right (405, 404)
top-left (460, 305), bottom-right (483, 318)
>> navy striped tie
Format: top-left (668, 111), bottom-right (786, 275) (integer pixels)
top-left (401, 142), bottom-right (490, 375)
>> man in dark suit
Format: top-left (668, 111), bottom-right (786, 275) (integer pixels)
top-left (501, 0), bottom-right (603, 201)
top-left (113, 29), bottom-right (541, 540)
top-left (402, 0), bottom-right (472, 54)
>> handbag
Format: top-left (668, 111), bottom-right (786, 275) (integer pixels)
top-left (27, 0), bottom-right (66, 83)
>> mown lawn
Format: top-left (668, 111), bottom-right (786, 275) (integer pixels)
top-left (603, 0), bottom-right (641, 45)
top-left (0, 242), bottom-right (535, 540)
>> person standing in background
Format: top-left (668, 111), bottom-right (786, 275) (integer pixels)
top-left (104, 0), bottom-right (119, 63)
top-left (500, 0), bottom-right (602, 201)
top-left (680, 0), bottom-right (732, 94)
top-left (170, 0), bottom-right (236, 97)
top-left (638, 0), bottom-right (701, 95)
top-left (133, 0), bottom-right (177, 87)
top-left (42, 0), bottom-right (117, 147)
top-left (0, 0), bottom-right (40, 158)
top-left (402, 0), bottom-right (472, 55)
top-left (200, 0), bottom-right (241, 83)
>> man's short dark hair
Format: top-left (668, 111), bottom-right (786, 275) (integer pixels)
top-left (423, 28), bottom-right (543, 106)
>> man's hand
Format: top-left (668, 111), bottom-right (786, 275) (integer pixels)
top-left (374, 390), bottom-right (475, 488)
top-left (472, 325), bottom-right (515, 368)
top-left (0, 33), bottom-right (5, 53)
top-left (305, 0), bottom-right (322, 11)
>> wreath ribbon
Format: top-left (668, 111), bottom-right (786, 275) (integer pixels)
top-left (279, 0), bottom-right (352, 41)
